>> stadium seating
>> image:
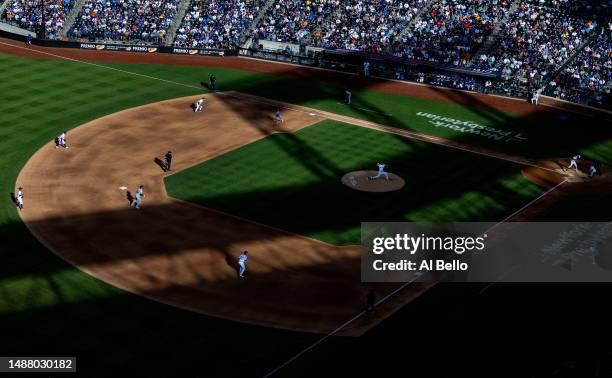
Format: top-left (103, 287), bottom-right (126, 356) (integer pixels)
top-left (68, 0), bottom-right (179, 43)
top-left (1, 0), bottom-right (608, 108)
top-left (320, 0), bottom-right (426, 53)
top-left (253, 0), bottom-right (337, 46)
top-left (174, 0), bottom-right (265, 49)
top-left (2, 0), bottom-right (74, 39)
top-left (395, 0), bottom-right (512, 66)
top-left (474, 2), bottom-right (594, 86)
top-left (544, 29), bottom-right (611, 107)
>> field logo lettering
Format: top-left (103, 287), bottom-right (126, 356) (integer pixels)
top-left (416, 112), bottom-right (527, 142)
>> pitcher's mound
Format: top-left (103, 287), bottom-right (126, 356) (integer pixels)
top-left (341, 171), bottom-right (405, 192)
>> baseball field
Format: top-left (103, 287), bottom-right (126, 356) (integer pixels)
top-left (1, 38), bottom-right (611, 376)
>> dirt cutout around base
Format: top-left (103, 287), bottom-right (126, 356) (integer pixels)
top-left (342, 171), bottom-right (406, 192)
top-left (523, 159), bottom-right (611, 193)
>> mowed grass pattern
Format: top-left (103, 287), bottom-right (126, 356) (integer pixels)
top-left (0, 53), bottom-right (319, 376)
top-left (0, 48), bottom-right (609, 376)
top-left (166, 120), bottom-right (544, 245)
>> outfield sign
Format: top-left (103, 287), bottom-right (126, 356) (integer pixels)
top-left (78, 43), bottom-right (233, 56)
top-left (79, 43), bottom-right (157, 53)
top-left (416, 112), bottom-right (527, 142)
top-left (171, 47), bottom-right (226, 56)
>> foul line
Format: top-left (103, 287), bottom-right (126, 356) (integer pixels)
top-left (477, 178), bottom-right (568, 295)
top-left (264, 177), bottom-right (568, 376)
top-left (0, 40), bottom-right (204, 91)
top-left (484, 178), bottom-right (568, 234)
top-left (263, 272), bottom-right (423, 378)
top-left (227, 93), bottom-right (557, 173)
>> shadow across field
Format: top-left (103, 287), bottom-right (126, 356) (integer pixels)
top-left (1, 43), bottom-right (611, 377)
top-left (202, 64), bottom-right (611, 164)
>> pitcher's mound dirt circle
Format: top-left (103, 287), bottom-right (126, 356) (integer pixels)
top-left (342, 171), bottom-right (406, 192)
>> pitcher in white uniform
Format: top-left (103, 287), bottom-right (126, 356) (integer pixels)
top-left (369, 162), bottom-right (389, 181)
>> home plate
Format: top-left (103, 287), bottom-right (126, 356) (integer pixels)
top-left (119, 186), bottom-right (128, 191)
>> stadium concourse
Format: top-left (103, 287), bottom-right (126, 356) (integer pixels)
top-left (0, 0), bottom-right (609, 109)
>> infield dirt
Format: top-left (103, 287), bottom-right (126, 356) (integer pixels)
top-left (16, 92), bottom-right (437, 335)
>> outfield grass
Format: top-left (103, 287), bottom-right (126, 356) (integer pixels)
top-left (0, 50), bottom-right (610, 376)
top-left (104, 61), bottom-right (612, 164)
top-left (165, 120), bottom-right (545, 245)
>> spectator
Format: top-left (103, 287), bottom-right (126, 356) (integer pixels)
top-left (395, 0), bottom-right (511, 66)
top-left (255, 0), bottom-right (338, 46)
top-left (174, 0), bottom-right (264, 49)
top-left (68, 0), bottom-right (179, 44)
top-left (543, 25), bottom-right (610, 107)
top-left (2, 0), bottom-right (74, 39)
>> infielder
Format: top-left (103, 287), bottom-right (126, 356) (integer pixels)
top-left (589, 164), bottom-right (597, 177)
top-left (274, 109), bottom-right (283, 125)
top-left (164, 151), bottom-right (173, 171)
top-left (568, 155), bottom-right (581, 172)
top-left (131, 185), bottom-right (144, 209)
top-left (238, 250), bottom-right (248, 278)
top-left (56, 131), bottom-right (68, 148)
top-left (16, 187), bottom-right (24, 211)
top-left (194, 98), bottom-right (204, 112)
top-left (369, 162), bottom-right (390, 181)
top-left (345, 89), bottom-right (352, 105)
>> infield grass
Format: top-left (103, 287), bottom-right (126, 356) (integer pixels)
top-left (165, 120), bottom-right (545, 245)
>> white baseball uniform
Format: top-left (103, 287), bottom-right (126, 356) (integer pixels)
top-left (568, 155), bottom-right (581, 171)
top-left (370, 163), bottom-right (389, 180)
top-left (132, 187), bottom-right (144, 208)
top-left (16, 189), bottom-right (23, 210)
top-left (195, 99), bottom-right (204, 112)
top-left (238, 252), bottom-right (248, 277)
top-left (57, 132), bottom-right (67, 148)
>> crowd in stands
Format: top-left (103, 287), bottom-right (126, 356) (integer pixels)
top-left (2, 0), bottom-right (73, 39)
top-left (254, 0), bottom-right (426, 54)
top-left (394, 0), bottom-right (511, 66)
top-left (319, 0), bottom-right (425, 53)
top-left (174, 0), bottom-right (264, 49)
top-left (1, 0), bottom-right (609, 108)
top-left (473, 2), bottom-right (595, 88)
top-left (68, 0), bottom-right (179, 43)
top-left (254, 0), bottom-right (338, 46)
top-left (544, 27), bottom-right (610, 107)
